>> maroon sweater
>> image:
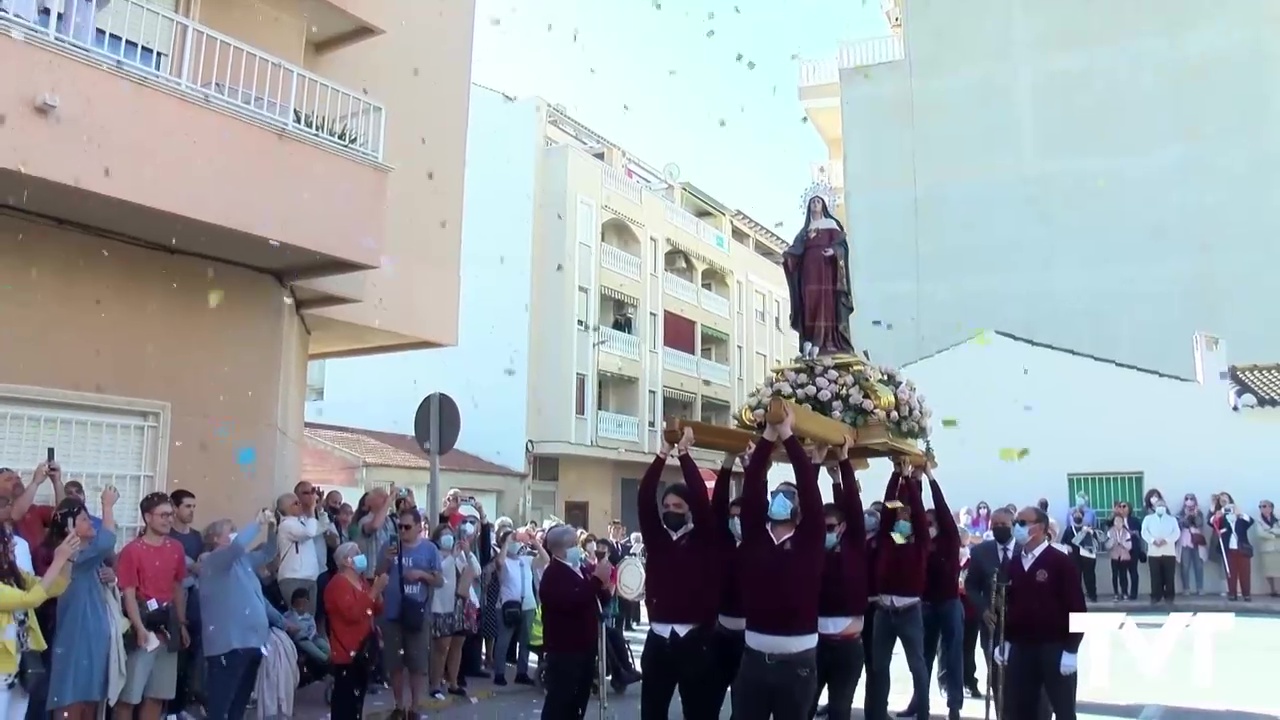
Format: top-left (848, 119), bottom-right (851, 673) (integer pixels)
top-left (819, 461), bottom-right (869, 621)
top-left (710, 461), bottom-right (743, 620)
top-left (874, 472), bottom-right (930, 598)
top-left (738, 435), bottom-right (825, 637)
top-left (540, 559), bottom-right (611, 654)
top-left (1005, 543), bottom-right (1087, 652)
top-left (637, 453), bottom-right (720, 627)
top-left (922, 478), bottom-right (961, 604)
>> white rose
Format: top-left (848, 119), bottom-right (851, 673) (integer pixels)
top-left (825, 369), bottom-right (839, 381)
top-left (817, 389), bottom-right (832, 402)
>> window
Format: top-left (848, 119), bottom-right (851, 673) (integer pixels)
top-left (647, 390), bottom-right (658, 428)
top-left (649, 312), bottom-right (659, 351)
top-left (1067, 473), bottom-right (1145, 526)
top-left (755, 352), bottom-right (768, 381)
top-left (533, 457), bottom-right (560, 483)
top-left (774, 299), bottom-right (782, 329)
top-left (650, 238), bottom-right (659, 274)
top-left (574, 374), bottom-right (587, 416)
top-left (736, 281), bottom-right (745, 312)
top-left (754, 291), bottom-right (767, 323)
top-left (736, 345), bottom-right (744, 379)
top-left (576, 286), bottom-right (590, 330)
top-left (305, 360), bottom-right (326, 401)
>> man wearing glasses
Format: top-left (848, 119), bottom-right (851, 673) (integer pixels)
top-left (1, 461), bottom-right (65, 545)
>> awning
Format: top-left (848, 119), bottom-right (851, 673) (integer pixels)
top-left (662, 387), bottom-right (696, 403)
top-left (700, 326), bottom-right (730, 342)
top-left (600, 285), bottom-right (639, 306)
top-left (666, 236), bottom-right (731, 276)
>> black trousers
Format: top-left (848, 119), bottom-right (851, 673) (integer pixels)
top-left (1149, 555), bottom-right (1176, 601)
top-left (542, 651), bottom-right (595, 720)
top-left (860, 606), bottom-right (878, 718)
top-left (1110, 559), bottom-right (1133, 597)
top-left (730, 646), bottom-right (818, 720)
top-left (332, 661), bottom-right (370, 720)
top-left (962, 615), bottom-right (980, 689)
top-left (1005, 643), bottom-right (1077, 720)
top-left (810, 635), bottom-right (864, 720)
top-left (640, 627), bottom-right (714, 719)
top-left (708, 626), bottom-right (744, 717)
top-left (1127, 557), bottom-right (1142, 599)
top-left (1077, 555), bottom-right (1098, 601)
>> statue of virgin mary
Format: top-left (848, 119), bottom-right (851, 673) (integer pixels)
top-left (782, 195), bottom-right (855, 360)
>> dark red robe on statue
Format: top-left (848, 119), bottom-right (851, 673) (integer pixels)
top-left (783, 218), bottom-right (854, 355)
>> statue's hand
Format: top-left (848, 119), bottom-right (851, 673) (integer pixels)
top-left (822, 248), bottom-right (835, 258)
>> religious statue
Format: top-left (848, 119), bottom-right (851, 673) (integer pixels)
top-left (783, 195), bottom-right (854, 360)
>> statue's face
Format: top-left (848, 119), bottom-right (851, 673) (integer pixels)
top-left (809, 197), bottom-right (824, 215)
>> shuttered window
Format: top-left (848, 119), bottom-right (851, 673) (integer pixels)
top-left (1066, 473), bottom-right (1144, 525)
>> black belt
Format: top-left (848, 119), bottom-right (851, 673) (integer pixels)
top-left (743, 646), bottom-right (817, 664)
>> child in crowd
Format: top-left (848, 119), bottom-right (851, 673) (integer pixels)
top-left (285, 587), bottom-right (331, 664)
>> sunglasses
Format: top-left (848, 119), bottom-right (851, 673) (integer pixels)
top-left (399, 523), bottom-right (417, 531)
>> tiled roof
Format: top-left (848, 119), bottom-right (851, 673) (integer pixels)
top-left (304, 423), bottom-right (524, 476)
top-left (1228, 364), bottom-right (1280, 409)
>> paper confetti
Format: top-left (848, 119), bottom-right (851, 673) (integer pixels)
top-left (207, 289), bottom-right (224, 309)
top-left (941, 418), bottom-right (959, 428)
top-left (973, 331), bottom-right (992, 346)
top-left (998, 448), bottom-right (1019, 462)
top-left (235, 446), bottom-right (257, 467)
top-left (1017, 448), bottom-right (1030, 460)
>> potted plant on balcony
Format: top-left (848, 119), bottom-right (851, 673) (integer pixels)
top-left (292, 109), bottom-right (362, 149)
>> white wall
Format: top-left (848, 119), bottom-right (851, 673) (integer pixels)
top-left (305, 87), bottom-right (542, 471)
top-left (839, 0), bottom-right (1280, 376)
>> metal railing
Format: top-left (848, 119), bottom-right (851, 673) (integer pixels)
top-left (600, 243), bottom-right (642, 280)
top-left (602, 166), bottom-right (643, 205)
top-left (597, 411), bottom-right (640, 442)
top-left (662, 347), bottom-right (699, 378)
top-left (798, 35), bottom-right (905, 87)
top-left (663, 272), bottom-right (700, 306)
top-left (699, 358), bottom-right (731, 386)
top-left (799, 57), bottom-right (839, 87)
top-left (664, 201), bottom-right (726, 252)
top-left (599, 327), bottom-right (640, 360)
top-left (699, 288), bottom-right (730, 318)
top-left (0, 0), bottom-right (386, 161)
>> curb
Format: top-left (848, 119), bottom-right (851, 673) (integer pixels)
top-left (1085, 599), bottom-right (1280, 615)
top-left (364, 689), bottom-right (498, 719)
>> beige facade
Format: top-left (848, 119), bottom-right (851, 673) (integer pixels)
top-left (525, 106), bottom-right (788, 532)
top-left (0, 0), bottom-right (474, 523)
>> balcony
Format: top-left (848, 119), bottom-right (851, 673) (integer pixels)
top-left (699, 358), bottom-right (731, 387)
top-left (663, 273), bottom-right (700, 306)
top-left (601, 244), bottom-right (642, 281)
top-left (597, 411), bottom-right (641, 443)
top-left (599, 327), bottom-right (640, 361)
top-left (0, 1), bottom-right (389, 280)
top-left (699, 288), bottom-right (730, 318)
top-left (298, 0), bottom-right (389, 52)
top-left (602, 166), bottom-right (643, 206)
top-left (664, 201), bottom-right (728, 253)
top-left (663, 347), bottom-right (699, 378)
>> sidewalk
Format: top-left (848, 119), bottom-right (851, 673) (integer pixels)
top-left (292, 673), bottom-right (537, 719)
top-left (1086, 593), bottom-right (1280, 614)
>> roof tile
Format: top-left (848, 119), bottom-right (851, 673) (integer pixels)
top-left (304, 423), bottom-right (524, 476)
top-left (1229, 364), bottom-right (1280, 408)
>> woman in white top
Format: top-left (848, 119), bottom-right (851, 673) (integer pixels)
top-left (274, 493), bottom-right (327, 613)
top-left (428, 524), bottom-right (478, 701)
top-left (491, 530), bottom-right (538, 686)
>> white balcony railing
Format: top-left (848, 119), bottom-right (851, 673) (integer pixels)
top-left (663, 347), bottom-right (699, 378)
top-left (0, 0), bottom-right (386, 160)
top-left (599, 328), bottom-right (640, 360)
top-left (699, 358), bottom-right (731, 386)
top-left (699, 288), bottom-right (730, 318)
top-left (597, 411), bottom-right (641, 442)
top-left (839, 35), bottom-right (905, 68)
top-left (663, 273), bottom-right (700, 306)
top-left (602, 166), bottom-right (643, 204)
top-left (600, 244), bottom-right (642, 280)
top-left (664, 202), bottom-right (728, 252)
top-left (799, 57), bottom-right (839, 87)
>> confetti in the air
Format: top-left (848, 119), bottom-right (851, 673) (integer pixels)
top-left (747, 61), bottom-right (756, 70)
top-left (941, 418), bottom-right (958, 428)
top-left (207, 289), bottom-right (224, 309)
top-left (488, 17), bottom-right (500, 26)
top-left (707, 11), bottom-right (714, 20)
top-left (706, 29), bottom-right (715, 38)
top-left (718, 119), bottom-right (727, 128)
top-left (735, 53), bottom-right (744, 62)
top-left (998, 448), bottom-right (1018, 462)
top-left (235, 446), bottom-right (257, 467)
top-left (973, 331), bottom-right (992, 346)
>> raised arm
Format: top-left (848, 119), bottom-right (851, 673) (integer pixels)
top-left (201, 519), bottom-right (262, 575)
top-left (903, 473), bottom-right (929, 538)
top-left (782, 435), bottom-right (822, 543)
top-left (927, 471), bottom-right (959, 544)
top-left (710, 452), bottom-right (736, 543)
top-left (637, 453), bottom-right (668, 546)
top-left (741, 439), bottom-right (774, 543)
top-left (838, 458), bottom-right (865, 536)
top-left (676, 452), bottom-right (714, 531)
top-left (882, 469), bottom-right (902, 503)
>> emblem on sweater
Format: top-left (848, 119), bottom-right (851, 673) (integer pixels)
top-left (1035, 569), bottom-right (1048, 582)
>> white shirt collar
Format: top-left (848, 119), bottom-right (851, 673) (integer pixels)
top-left (668, 524), bottom-right (694, 541)
top-left (1023, 540), bottom-right (1048, 562)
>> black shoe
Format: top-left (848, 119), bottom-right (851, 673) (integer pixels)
top-left (447, 686), bottom-right (468, 698)
top-left (966, 683), bottom-right (983, 698)
top-left (513, 674), bottom-right (536, 686)
top-left (492, 675), bottom-right (507, 687)
top-left (949, 710), bottom-right (961, 720)
top-left (388, 710), bottom-right (405, 720)
top-left (896, 706), bottom-right (916, 717)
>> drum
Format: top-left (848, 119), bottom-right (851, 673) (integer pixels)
top-left (615, 556), bottom-right (646, 601)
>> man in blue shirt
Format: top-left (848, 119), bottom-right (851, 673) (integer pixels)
top-left (376, 507), bottom-right (443, 716)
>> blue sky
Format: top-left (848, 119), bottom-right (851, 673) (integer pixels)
top-left (470, 0), bottom-right (890, 230)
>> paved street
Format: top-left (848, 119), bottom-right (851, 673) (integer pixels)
top-left (296, 603), bottom-right (1280, 719)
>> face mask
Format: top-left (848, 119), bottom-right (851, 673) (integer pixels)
top-left (928, 527), bottom-right (938, 539)
top-left (352, 555), bottom-right (369, 573)
top-left (864, 513), bottom-right (880, 534)
top-left (662, 511), bottom-right (688, 533)
top-left (893, 520), bottom-right (912, 537)
top-left (767, 493), bottom-right (794, 522)
top-left (506, 543), bottom-right (520, 557)
top-left (1155, 506), bottom-right (1167, 516)
top-left (461, 523), bottom-right (476, 537)
top-left (1072, 516), bottom-right (1084, 526)
top-left (565, 547), bottom-right (583, 566)
top-left (585, 542), bottom-right (597, 554)
top-left (824, 532), bottom-right (839, 550)
top-left (228, 532), bottom-right (238, 542)
top-left (1012, 524), bottom-right (1030, 544)
top-left (729, 516), bottom-right (742, 540)
top-left (991, 526), bottom-right (1012, 545)
top-left (439, 535), bottom-right (455, 550)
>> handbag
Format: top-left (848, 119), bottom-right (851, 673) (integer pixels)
top-left (16, 650), bottom-right (45, 694)
top-left (396, 546), bottom-right (427, 633)
top-left (501, 600), bottom-right (522, 627)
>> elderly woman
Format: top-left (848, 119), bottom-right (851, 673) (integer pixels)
top-left (428, 522), bottom-right (478, 701)
top-left (197, 510), bottom-right (288, 720)
top-left (326, 542), bottom-right (386, 720)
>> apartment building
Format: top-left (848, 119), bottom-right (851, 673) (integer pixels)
top-left (0, 0), bottom-right (475, 527)
top-left (799, 0), bottom-right (1280, 377)
top-left (306, 92), bottom-right (797, 531)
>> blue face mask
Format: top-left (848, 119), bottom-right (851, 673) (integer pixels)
top-left (865, 513), bottom-right (880, 534)
top-left (893, 520), bottom-right (912, 537)
top-left (768, 493), bottom-right (795, 522)
top-left (565, 547), bottom-right (583, 566)
top-left (461, 522), bottom-right (476, 537)
top-left (1012, 524), bottom-right (1030, 544)
top-left (439, 534), bottom-right (455, 550)
top-left (352, 555), bottom-right (369, 573)
top-left (824, 532), bottom-right (839, 550)
top-left (729, 516), bottom-right (742, 540)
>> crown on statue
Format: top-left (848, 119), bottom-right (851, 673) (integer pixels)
top-left (800, 180), bottom-right (840, 212)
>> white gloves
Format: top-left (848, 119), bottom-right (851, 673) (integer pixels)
top-left (1060, 651), bottom-right (1078, 675)
top-left (992, 642), bottom-right (1010, 665)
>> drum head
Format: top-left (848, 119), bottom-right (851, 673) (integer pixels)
top-left (615, 557), bottom-right (645, 601)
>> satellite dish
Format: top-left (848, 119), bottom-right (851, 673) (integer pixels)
top-left (662, 163), bottom-right (681, 183)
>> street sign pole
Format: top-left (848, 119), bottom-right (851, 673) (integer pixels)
top-left (428, 391), bottom-right (441, 524)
